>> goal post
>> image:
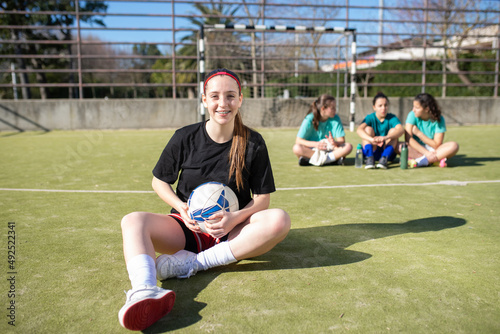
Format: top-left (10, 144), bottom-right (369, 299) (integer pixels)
top-left (198, 24), bottom-right (357, 131)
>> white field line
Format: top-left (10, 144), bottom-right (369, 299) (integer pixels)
top-left (0, 180), bottom-right (499, 194)
top-left (277, 179), bottom-right (500, 191)
top-left (0, 188), bottom-right (154, 194)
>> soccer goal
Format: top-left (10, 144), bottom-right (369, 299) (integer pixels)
top-left (198, 24), bottom-right (357, 131)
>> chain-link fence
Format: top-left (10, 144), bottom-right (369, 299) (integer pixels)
top-left (1, 0), bottom-right (499, 100)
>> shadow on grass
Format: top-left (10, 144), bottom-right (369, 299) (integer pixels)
top-left (344, 154), bottom-right (500, 168)
top-left (451, 154), bottom-right (500, 167)
top-left (325, 157), bottom-right (400, 169)
top-left (234, 215), bottom-right (466, 272)
top-left (147, 215), bottom-right (465, 333)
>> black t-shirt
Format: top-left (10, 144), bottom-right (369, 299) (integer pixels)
top-left (153, 121), bottom-right (276, 213)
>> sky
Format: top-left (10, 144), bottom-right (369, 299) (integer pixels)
top-left (78, 0), bottom-right (500, 54)
top-left (79, 1), bottom-right (394, 45)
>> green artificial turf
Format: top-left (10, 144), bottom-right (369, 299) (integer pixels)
top-left (1, 126), bottom-right (499, 333)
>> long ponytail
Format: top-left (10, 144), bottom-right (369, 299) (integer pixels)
top-left (307, 94), bottom-right (335, 131)
top-left (229, 112), bottom-right (249, 191)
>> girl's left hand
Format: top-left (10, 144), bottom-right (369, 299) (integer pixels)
top-left (373, 136), bottom-right (385, 147)
top-left (204, 211), bottom-right (238, 239)
top-left (326, 132), bottom-right (336, 148)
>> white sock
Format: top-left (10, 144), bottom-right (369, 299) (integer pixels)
top-left (325, 151), bottom-right (337, 163)
top-left (126, 254), bottom-right (157, 289)
top-left (416, 155), bottom-right (429, 167)
top-left (196, 241), bottom-right (236, 271)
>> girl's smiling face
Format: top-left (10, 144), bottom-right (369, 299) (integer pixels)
top-left (202, 75), bottom-right (242, 126)
top-left (373, 97), bottom-right (389, 120)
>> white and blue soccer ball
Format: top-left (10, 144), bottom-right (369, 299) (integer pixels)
top-left (187, 182), bottom-right (239, 233)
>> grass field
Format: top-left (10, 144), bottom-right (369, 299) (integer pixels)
top-left (1, 125), bottom-right (499, 333)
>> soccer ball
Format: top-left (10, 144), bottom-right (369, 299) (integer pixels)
top-left (187, 182), bottom-right (239, 233)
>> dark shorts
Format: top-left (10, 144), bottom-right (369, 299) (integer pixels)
top-left (372, 146), bottom-right (397, 162)
top-left (169, 213), bottom-right (227, 254)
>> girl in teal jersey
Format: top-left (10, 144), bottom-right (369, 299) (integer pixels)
top-left (357, 92), bottom-right (404, 169)
top-left (405, 93), bottom-right (459, 168)
top-left (293, 94), bottom-right (352, 166)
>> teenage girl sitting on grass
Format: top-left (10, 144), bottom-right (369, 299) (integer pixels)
top-left (293, 94), bottom-right (352, 166)
top-left (118, 68), bottom-right (291, 331)
top-left (404, 93), bottom-right (459, 168)
top-left (356, 92), bottom-right (404, 169)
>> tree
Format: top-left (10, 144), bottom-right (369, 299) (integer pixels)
top-left (269, 0), bottom-right (342, 71)
top-left (43, 0), bottom-right (108, 98)
top-left (150, 56), bottom-right (173, 98)
top-left (1, 0), bottom-right (38, 99)
top-left (395, 0), bottom-right (497, 96)
top-left (131, 43), bottom-right (162, 98)
top-left (79, 34), bottom-right (123, 99)
top-left (0, 0), bottom-right (107, 99)
top-left (150, 2), bottom-right (242, 98)
top-left (241, 0), bottom-right (265, 98)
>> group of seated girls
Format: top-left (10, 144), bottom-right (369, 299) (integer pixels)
top-left (292, 92), bottom-right (459, 169)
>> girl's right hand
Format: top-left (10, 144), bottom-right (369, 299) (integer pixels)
top-left (411, 125), bottom-right (422, 138)
top-left (317, 140), bottom-right (328, 151)
top-left (372, 136), bottom-right (385, 147)
top-left (178, 202), bottom-right (201, 233)
top-left (424, 151), bottom-right (438, 164)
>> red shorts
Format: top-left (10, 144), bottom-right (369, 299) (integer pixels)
top-left (168, 213), bottom-right (225, 253)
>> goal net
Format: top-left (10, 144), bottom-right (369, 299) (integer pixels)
top-left (198, 24), bottom-right (357, 131)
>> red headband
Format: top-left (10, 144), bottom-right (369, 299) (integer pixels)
top-left (203, 71), bottom-right (241, 94)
